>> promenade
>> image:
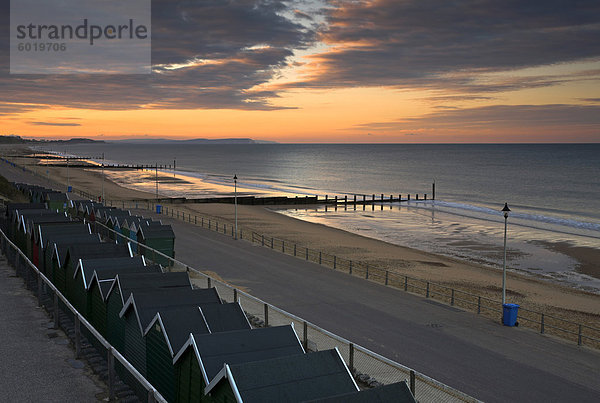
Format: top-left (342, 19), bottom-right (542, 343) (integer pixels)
top-left (0, 254), bottom-right (105, 401)
top-left (137, 209), bottom-right (600, 403)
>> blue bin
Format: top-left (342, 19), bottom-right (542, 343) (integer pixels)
top-left (502, 303), bottom-right (520, 326)
top-left (156, 205), bottom-right (162, 214)
top-left (67, 186), bottom-right (72, 193)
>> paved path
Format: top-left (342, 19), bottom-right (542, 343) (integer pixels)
top-left (0, 254), bottom-right (105, 402)
top-left (141, 210), bottom-right (600, 403)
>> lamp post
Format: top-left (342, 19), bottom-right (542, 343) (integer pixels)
top-left (66, 155), bottom-right (69, 191)
top-left (501, 202), bottom-right (511, 305)
top-left (234, 174), bottom-right (238, 240)
top-left (101, 153), bottom-right (105, 202)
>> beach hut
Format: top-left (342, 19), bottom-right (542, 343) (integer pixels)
top-left (69, 255), bottom-right (152, 319)
top-left (87, 261), bottom-right (163, 338)
top-left (25, 213), bottom-right (70, 261)
top-left (173, 325), bottom-right (305, 402)
top-left (44, 233), bottom-right (100, 280)
top-left (144, 302), bottom-right (251, 402)
top-left (126, 217), bottom-right (158, 251)
top-left (307, 381), bottom-right (417, 403)
top-left (4, 203), bottom-right (45, 241)
top-left (144, 306), bottom-right (211, 402)
top-left (45, 192), bottom-right (69, 212)
top-left (105, 210), bottom-right (131, 242)
top-left (36, 222), bottom-right (91, 273)
top-left (11, 209), bottom-right (52, 250)
top-left (119, 287), bottom-right (221, 377)
top-left (137, 224), bottom-right (175, 267)
top-left (204, 349), bottom-right (359, 403)
top-left (104, 272), bottom-right (192, 353)
top-left (57, 242), bottom-right (132, 297)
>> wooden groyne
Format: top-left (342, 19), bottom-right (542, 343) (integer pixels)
top-left (110, 193), bottom-right (433, 206)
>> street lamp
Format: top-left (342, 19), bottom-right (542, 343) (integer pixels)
top-left (234, 174), bottom-right (238, 240)
top-left (101, 152), bottom-right (105, 202)
top-left (501, 202), bottom-right (511, 305)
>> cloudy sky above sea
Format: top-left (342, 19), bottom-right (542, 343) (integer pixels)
top-left (1, 0), bottom-right (599, 142)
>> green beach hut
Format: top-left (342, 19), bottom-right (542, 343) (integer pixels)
top-left (104, 272), bottom-right (192, 354)
top-left (173, 325), bottom-right (305, 402)
top-left (118, 287), bottom-right (221, 377)
top-left (44, 233), bottom-right (100, 281)
top-left (70, 255), bottom-right (152, 320)
top-left (87, 261), bottom-right (163, 338)
top-left (204, 349), bottom-right (359, 403)
top-left (59, 242), bottom-right (132, 298)
top-left (144, 302), bottom-right (251, 402)
top-left (137, 224), bottom-right (175, 267)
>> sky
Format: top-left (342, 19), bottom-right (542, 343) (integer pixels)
top-left (1, 0), bottom-right (599, 143)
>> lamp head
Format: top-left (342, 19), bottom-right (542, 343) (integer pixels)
top-left (233, 174), bottom-right (237, 181)
top-left (502, 202), bottom-right (510, 218)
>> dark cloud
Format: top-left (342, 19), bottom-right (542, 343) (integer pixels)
top-left (0, 0), bottom-right (315, 112)
top-left (0, 103), bottom-right (49, 116)
top-left (298, 0), bottom-right (600, 91)
top-left (356, 104), bottom-right (600, 135)
top-left (29, 121), bottom-right (81, 126)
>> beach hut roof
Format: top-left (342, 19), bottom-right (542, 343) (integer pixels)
top-left (143, 302), bottom-right (251, 357)
top-left (62, 242), bottom-right (132, 268)
top-left (120, 287), bottom-right (221, 335)
top-left (45, 192), bottom-right (68, 202)
top-left (306, 381), bottom-right (416, 403)
top-left (5, 203), bottom-right (46, 217)
top-left (174, 325), bottom-right (305, 385)
top-left (38, 223), bottom-right (91, 245)
top-left (105, 271), bottom-right (191, 304)
top-left (197, 302), bottom-right (251, 334)
top-left (144, 305), bottom-right (211, 356)
top-left (204, 349), bottom-right (358, 403)
top-left (37, 221), bottom-right (87, 238)
top-left (74, 255), bottom-right (151, 289)
top-left (26, 214), bottom-right (70, 232)
top-left (47, 233), bottom-right (100, 258)
top-left (138, 225), bottom-right (175, 240)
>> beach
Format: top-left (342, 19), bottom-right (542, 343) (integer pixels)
top-left (2, 145), bottom-right (599, 328)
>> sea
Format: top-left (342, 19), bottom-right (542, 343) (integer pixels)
top-left (36, 143), bottom-right (600, 293)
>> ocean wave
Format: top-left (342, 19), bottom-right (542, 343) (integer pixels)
top-left (426, 201), bottom-right (600, 233)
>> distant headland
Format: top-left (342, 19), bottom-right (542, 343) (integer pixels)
top-left (111, 138), bottom-right (278, 144)
top-left (0, 135), bottom-right (104, 144)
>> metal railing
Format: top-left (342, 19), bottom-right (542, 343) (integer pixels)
top-left (91, 220), bottom-right (478, 402)
top-left (110, 201), bottom-right (600, 350)
top-left (0, 228), bottom-right (166, 403)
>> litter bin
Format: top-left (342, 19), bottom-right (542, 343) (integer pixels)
top-left (502, 303), bottom-right (520, 326)
top-left (67, 186), bottom-right (72, 193)
top-left (156, 205), bottom-right (162, 214)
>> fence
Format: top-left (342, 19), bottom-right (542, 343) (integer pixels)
top-left (0, 228), bottom-right (167, 403)
top-left (91, 220), bottom-right (478, 403)
top-left (106, 200), bottom-right (600, 350)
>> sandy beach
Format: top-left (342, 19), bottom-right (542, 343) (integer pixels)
top-left (2, 145), bottom-right (599, 331)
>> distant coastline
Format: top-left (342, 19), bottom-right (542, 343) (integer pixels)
top-left (0, 135), bottom-right (103, 145)
top-left (109, 138), bottom-right (278, 144)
